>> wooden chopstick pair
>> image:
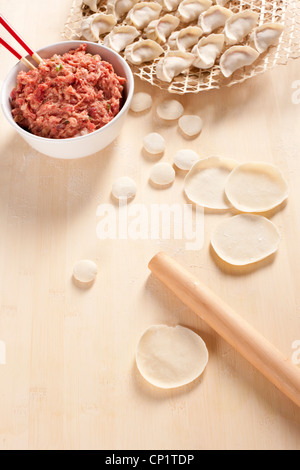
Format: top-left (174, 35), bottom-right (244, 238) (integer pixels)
top-left (0, 15), bottom-right (44, 69)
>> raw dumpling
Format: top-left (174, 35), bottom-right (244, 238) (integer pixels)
top-left (103, 25), bottom-right (140, 52)
top-left (178, 0), bottom-right (212, 23)
top-left (136, 325), bottom-right (209, 389)
top-left (145, 14), bottom-right (180, 43)
top-left (81, 13), bottom-right (116, 41)
top-left (106, 0), bottom-right (139, 20)
top-left (225, 10), bottom-right (259, 45)
top-left (199, 5), bottom-right (233, 34)
top-left (192, 33), bottom-right (224, 69)
top-left (211, 214), bottom-right (281, 266)
top-left (127, 2), bottom-right (162, 29)
top-left (167, 31), bottom-right (178, 49)
top-left (253, 23), bottom-right (284, 53)
top-left (83, 0), bottom-right (99, 12)
top-left (184, 156), bottom-right (237, 209)
top-left (220, 45), bottom-right (259, 77)
top-left (215, 0), bottom-right (229, 5)
top-left (168, 26), bottom-right (203, 52)
top-left (224, 162), bottom-right (289, 213)
top-left (163, 0), bottom-right (182, 11)
top-left (156, 51), bottom-right (195, 82)
top-left (125, 39), bottom-right (164, 64)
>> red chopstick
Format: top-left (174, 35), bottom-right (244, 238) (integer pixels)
top-left (0, 36), bottom-right (36, 70)
top-left (0, 15), bottom-right (44, 66)
top-left (0, 36), bottom-right (22, 60)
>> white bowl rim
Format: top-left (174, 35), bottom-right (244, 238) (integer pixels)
top-left (1, 40), bottom-right (134, 144)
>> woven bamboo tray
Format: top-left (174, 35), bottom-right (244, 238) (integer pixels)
top-left (63, 0), bottom-right (300, 94)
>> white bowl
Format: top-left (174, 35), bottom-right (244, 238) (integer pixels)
top-left (1, 41), bottom-right (134, 159)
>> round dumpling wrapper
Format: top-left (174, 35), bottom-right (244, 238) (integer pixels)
top-left (225, 162), bottom-right (289, 213)
top-left (136, 325), bottom-right (209, 389)
top-left (184, 156), bottom-right (238, 209)
top-left (211, 214), bottom-right (281, 266)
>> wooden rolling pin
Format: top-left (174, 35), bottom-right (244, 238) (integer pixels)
top-left (149, 252), bottom-right (300, 408)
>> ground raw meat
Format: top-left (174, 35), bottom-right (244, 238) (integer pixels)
top-left (10, 44), bottom-right (126, 139)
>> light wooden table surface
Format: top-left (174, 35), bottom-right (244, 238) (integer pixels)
top-left (0, 0), bottom-right (299, 451)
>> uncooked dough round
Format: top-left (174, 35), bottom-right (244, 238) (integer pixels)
top-left (150, 162), bottom-right (175, 186)
top-left (225, 162), bottom-right (289, 213)
top-left (174, 149), bottom-right (199, 171)
top-left (157, 99), bottom-right (184, 120)
top-left (178, 115), bottom-right (203, 137)
top-left (130, 92), bottom-right (152, 113)
top-left (73, 259), bottom-right (98, 283)
top-left (143, 132), bottom-right (166, 155)
top-left (211, 214), bottom-right (281, 266)
top-left (136, 325), bottom-right (209, 389)
top-left (184, 156), bottom-right (238, 209)
top-left (112, 176), bottom-right (137, 200)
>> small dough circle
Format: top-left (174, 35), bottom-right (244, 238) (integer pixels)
top-left (136, 325), bottom-right (209, 389)
top-left (143, 132), bottom-right (166, 155)
top-left (112, 176), bottom-right (137, 200)
top-left (157, 99), bottom-right (184, 120)
top-left (174, 149), bottom-right (199, 171)
top-left (184, 156), bottom-right (238, 209)
top-left (130, 92), bottom-right (152, 113)
top-left (178, 115), bottom-right (203, 137)
top-left (225, 162), bottom-right (289, 213)
top-left (211, 214), bottom-right (281, 266)
top-left (150, 162), bottom-right (175, 186)
top-left (73, 259), bottom-right (98, 283)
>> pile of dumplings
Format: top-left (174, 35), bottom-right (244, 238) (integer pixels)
top-left (81, 0), bottom-right (284, 83)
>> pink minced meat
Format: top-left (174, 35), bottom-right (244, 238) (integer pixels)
top-left (10, 44), bottom-right (126, 139)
